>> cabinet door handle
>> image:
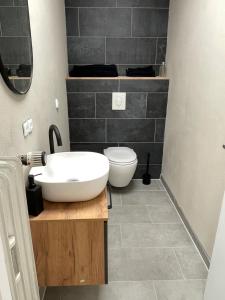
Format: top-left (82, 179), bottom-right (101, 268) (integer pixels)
top-left (223, 145), bottom-right (225, 149)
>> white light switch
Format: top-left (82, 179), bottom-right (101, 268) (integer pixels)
top-left (55, 98), bottom-right (59, 111)
top-left (27, 119), bottom-right (33, 133)
top-left (112, 93), bottom-right (126, 110)
top-left (22, 120), bottom-right (30, 137)
top-left (22, 119), bottom-right (33, 137)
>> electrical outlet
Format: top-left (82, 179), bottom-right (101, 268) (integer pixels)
top-left (112, 93), bottom-right (126, 110)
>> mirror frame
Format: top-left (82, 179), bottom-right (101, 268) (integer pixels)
top-left (0, 4), bottom-right (33, 95)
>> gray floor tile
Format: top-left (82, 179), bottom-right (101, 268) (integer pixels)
top-left (124, 179), bottom-right (164, 191)
top-left (58, 281), bottom-right (157, 300)
top-left (155, 280), bottom-right (206, 300)
top-left (44, 287), bottom-right (60, 300)
top-left (109, 206), bottom-right (151, 224)
top-left (109, 248), bottom-right (182, 281)
top-left (175, 248), bottom-right (208, 279)
top-left (45, 180), bottom-right (207, 300)
top-left (147, 204), bottom-right (181, 223)
top-left (121, 223), bottom-right (192, 248)
top-left (121, 190), bottom-right (170, 206)
top-left (108, 225), bottom-right (121, 249)
top-left (111, 190), bottom-right (122, 206)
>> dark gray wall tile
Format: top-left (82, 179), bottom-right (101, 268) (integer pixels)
top-left (106, 38), bottom-right (156, 64)
top-left (0, 37), bottom-right (31, 64)
top-left (66, 79), bottom-right (119, 92)
top-left (14, 0), bottom-right (27, 5)
top-left (67, 93), bottom-right (95, 118)
top-left (132, 9), bottom-right (169, 37)
top-left (0, 0), bottom-right (13, 5)
top-left (69, 119), bottom-right (105, 142)
top-left (147, 93), bottom-right (168, 118)
top-left (71, 142), bottom-right (118, 153)
top-left (120, 79), bottom-right (169, 92)
top-left (156, 38), bottom-right (167, 64)
top-left (155, 119), bottom-right (165, 142)
top-left (79, 8), bottom-right (131, 37)
top-left (119, 142), bottom-right (163, 164)
top-left (65, 0), bottom-right (116, 7)
top-left (117, 0), bottom-right (169, 8)
top-left (0, 7), bottom-right (29, 36)
top-left (107, 119), bottom-right (155, 142)
top-left (96, 93), bottom-right (147, 118)
top-left (65, 8), bottom-right (79, 36)
top-left (134, 164), bottom-right (162, 179)
top-left (67, 37), bottom-right (105, 64)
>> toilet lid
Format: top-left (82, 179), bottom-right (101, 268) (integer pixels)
top-left (104, 147), bottom-right (137, 164)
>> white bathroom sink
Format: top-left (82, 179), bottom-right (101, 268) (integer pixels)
top-left (30, 152), bottom-right (109, 202)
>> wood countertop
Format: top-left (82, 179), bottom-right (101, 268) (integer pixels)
top-left (30, 189), bottom-right (108, 222)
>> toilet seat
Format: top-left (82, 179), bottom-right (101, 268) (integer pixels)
top-left (104, 147), bottom-right (137, 164)
top-left (109, 159), bottom-right (137, 166)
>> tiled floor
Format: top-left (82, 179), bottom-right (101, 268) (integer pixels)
top-left (45, 180), bottom-right (208, 300)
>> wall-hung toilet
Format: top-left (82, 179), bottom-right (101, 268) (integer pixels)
top-left (104, 147), bottom-right (137, 187)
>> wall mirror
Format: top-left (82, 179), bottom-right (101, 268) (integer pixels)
top-left (0, 0), bottom-right (33, 95)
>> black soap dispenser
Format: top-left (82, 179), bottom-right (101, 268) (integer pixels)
top-left (26, 175), bottom-right (44, 216)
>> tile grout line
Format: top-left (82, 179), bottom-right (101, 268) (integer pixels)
top-left (153, 281), bottom-right (159, 300)
top-left (105, 119), bottom-right (107, 142)
top-left (78, 7), bottom-right (80, 36)
top-left (119, 223), bottom-right (123, 248)
top-left (108, 244), bottom-right (209, 250)
top-left (146, 206), bottom-right (153, 223)
top-left (120, 192), bottom-right (123, 206)
top-left (108, 279), bottom-right (207, 283)
top-left (155, 38), bottom-right (158, 64)
top-left (145, 92), bottom-right (148, 118)
top-left (105, 36), bottom-right (107, 64)
top-left (160, 179), bottom-right (209, 270)
top-left (131, 8), bottom-right (133, 37)
top-left (66, 6), bottom-right (169, 9)
top-left (94, 93), bottom-right (97, 118)
top-left (154, 119), bottom-right (157, 142)
top-left (173, 248), bottom-right (186, 280)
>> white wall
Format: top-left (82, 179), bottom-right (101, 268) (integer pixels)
top-left (0, 0), bottom-right (70, 157)
top-left (162, 0), bottom-right (225, 257)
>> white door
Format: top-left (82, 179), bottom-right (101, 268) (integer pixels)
top-left (0, 234), bottom-right (13, 300)
top-left (0, 158), bottom-right (39, 300)
top-left (204, 192), bottom-right (225, 299)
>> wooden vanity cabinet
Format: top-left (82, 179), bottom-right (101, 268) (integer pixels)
top-left (30, 190), bottom-right (108, 286)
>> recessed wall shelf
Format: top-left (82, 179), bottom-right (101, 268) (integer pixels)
top-left (66, 76), bottom-right (169, 80)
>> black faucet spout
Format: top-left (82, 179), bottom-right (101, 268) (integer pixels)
top-left (49, 125), bottom-right (62, 154)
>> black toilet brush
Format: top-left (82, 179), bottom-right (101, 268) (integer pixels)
top-left (142, 153), bottom-right (151, 185)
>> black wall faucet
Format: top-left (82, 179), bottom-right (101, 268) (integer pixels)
top-left (49, 125), bottom-right (62, 154)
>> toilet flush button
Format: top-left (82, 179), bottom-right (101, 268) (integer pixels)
top-left (112, 93), bottom-right (126, 110)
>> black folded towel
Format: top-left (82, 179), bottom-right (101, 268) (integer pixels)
top-left (16, 64), bottom-right (32, 77)
top-left (126, 66), bottom-right (155, 77)
top-left (69, 64), bottom-right (118, 77)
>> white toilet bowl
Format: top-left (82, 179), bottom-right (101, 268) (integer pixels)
top-left (104, 147), bottom-right (138, 187)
